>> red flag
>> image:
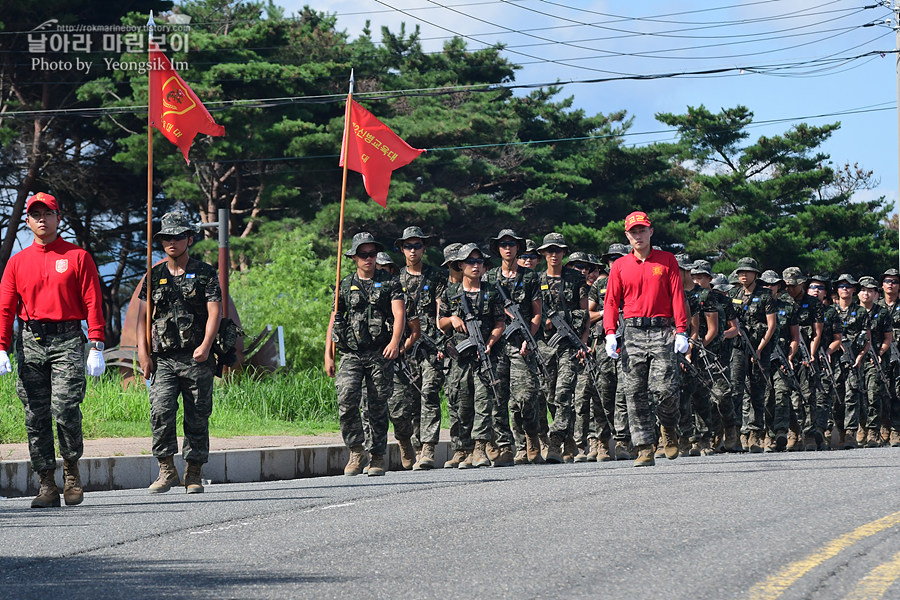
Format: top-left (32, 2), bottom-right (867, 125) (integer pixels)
top-left (339, 99), bottom-right (423, 207)
top-left (149, 43), bottom-right (225, 164)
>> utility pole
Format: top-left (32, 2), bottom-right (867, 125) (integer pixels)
top-left (894, 0), bottom-right (900, 268)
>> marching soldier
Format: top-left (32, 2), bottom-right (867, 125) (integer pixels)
top-left (728, 257), bottom-right (777, 453)
top-left (878, 268), bottom-right (900, 446)
top-left (674, 254), bottom-right (707, 456)
top-left (832, 274), bottom-right (868, 449)
top-left (857, 276), bottom-right (892, 447)
top-left (758, 270), bottom-right (799, 452)
top-left (440, 243), bottom-right (470, 468)
top-left (325, 232), bottom-right (405, 476)
top-left (138, 211), bottom-right (222, 494)
top-left (808, 274), bottom-right (843, 448)
top-left (0, 192), bottom-right (106, 508)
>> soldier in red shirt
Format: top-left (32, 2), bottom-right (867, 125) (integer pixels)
top-left (0, 192), bottom-right (106, 508)
top-left (603, 211), bottom-right (689, 466)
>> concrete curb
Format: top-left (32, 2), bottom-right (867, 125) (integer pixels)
top-left (0, 441), bottom-right (454, 498)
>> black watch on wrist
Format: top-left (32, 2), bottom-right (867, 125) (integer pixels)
top-left (90, 341), bottom-right (105, 351)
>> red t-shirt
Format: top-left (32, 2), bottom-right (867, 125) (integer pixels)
top-left (0, 237), bottom-right (106, 350)
top-left (602, 248), bottom-right (688, 335)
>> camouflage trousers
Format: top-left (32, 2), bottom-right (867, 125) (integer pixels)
top-left (861, 357), bottom-right (887, 431)
top-left (150, 350), bottom-right (215, 463)
top-left (336, 349), bottom-right (392, 456)
top-left (573, 361), bottom-right (605, 446)
top-left (730, 347), bottom-right (770, 433)
top-left (702, 345), bottom-right (737, 434)
top-left (789, 361), bottom-right (819, 435)
top-left (815, 357), bottom-right (840, 433)
top-left (444, 357), bottom-right (465, 450)
top-left (538, 341), bottom-right (579, 440)
top-left (832, 359), bottom-right (863, 431)
top-left (680, 363), bottom-right (712, 442)
top-left (766, 362), bottom-right (792, 436)
top-left (499, 343), bottom-right (540, 451)
top-left (15, 327), bottom-right (86, 472)
top-left (620, 326), bottom-right (679, 447)
top-left (596, 350), bottom-right (630, 443)
top-left (453, 352), bottom-right (505, 449)
top-left (389, 351), bottom-right (444, 446)
top-left (886, 360), bottom-right (900, 432)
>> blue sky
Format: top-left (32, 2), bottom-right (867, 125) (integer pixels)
top-left (280, 0), bottom-right (900, 214)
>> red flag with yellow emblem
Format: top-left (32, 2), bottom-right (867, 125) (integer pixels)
top-left (339, 99), bottom-right (423, 207)
top-left (149, 43), bottom-right (224, 164)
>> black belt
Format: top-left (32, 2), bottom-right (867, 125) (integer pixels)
top-left (623, 317), bottom-right (673, 328)
top-left (23, 320), bottom-right (82, 335)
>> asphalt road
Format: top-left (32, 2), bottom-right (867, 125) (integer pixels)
top-left (1, 448), bottom-right (899, 600)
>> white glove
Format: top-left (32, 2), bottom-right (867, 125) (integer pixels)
top-left (605, 334), bottom-right (619, 359)
top-left (86, 348), bottom-right (106, 377)
top-left (674, 334), bottom-right (689, 354)
top-left (0, 350), bottom-right (10, 376)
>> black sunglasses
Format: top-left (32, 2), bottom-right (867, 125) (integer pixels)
top-left (402, 242), bottom-right (424, 251)
top-left (356, 250), bottom-right (379, 259)
top-left (463, 258), bottom-right (485, 265)
top-left (497, 241), bottom-right (519, 248)
top-left (519, 254), bottom-right (538, 260)
top-left (159, 233), bottom-right (189, 242)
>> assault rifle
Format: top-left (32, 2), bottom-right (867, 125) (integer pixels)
top-left (546, 310), bottom-right (602, 390)
top-left (495, 281), bottom-right (550, 379)
top-left (413, 329), bottom-right (446, 370)
top-left (454, 291), bottom-right (501, 398)
top-left (737, 323), bottom-right (775, 395)
top-left (816, 346), bottom-right (843, 406)
top-left (678, 354), bottom-right (712, 391)
top-left (866, 331), bottom-right (895, 401)
top-left (798, 330), bottom-right (830, 401)
top-left (770, 340), bottom-right (802, 392)
top-left (395, 351), bottom-right (423, 395)
top-left (688, 339), bottom-right (733, 393)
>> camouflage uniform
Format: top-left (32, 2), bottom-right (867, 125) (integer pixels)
top-left (678, 284), bottom-right (709, 443)
top-left (728, 262), bottom-right (777, 435)
top-left (788, 289), bottom-right (825, 439)
top-left (139, 256), bottom-right (221, 463)
top-left (439, 280), bottom-right (507, 448)
top-left (860, 289), bottom-right (891, 434)
top-left (693, 280), bottom-right (737, 440)
top-left (877, 275), bottom-right (900, 439)
top-left (833, 293), bottom-right (868, 435)
top-left (333, 268), bottom-right (404, 456)
top-left (818, 303), bottom-right (843, 434)
top-left (390, 263), bottom-right (446, 447)
top-left (766, 287), bottom-right (799, 441)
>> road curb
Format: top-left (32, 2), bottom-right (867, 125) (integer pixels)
top-left (0, 441), bottom-right (454, 498)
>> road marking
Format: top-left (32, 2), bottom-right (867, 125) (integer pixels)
top-left (748, 509), bottom-right (900, 600)
top-left (843, 549), bottom-right (900, 600)
top-left (304, 502), bottom-right (355, 513)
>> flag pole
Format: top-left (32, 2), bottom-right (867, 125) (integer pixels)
top-left (146, 12), bottom-right (155, 349)
top-left (334, 70), bottom-right (354, 315)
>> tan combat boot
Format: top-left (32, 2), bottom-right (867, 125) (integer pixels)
top-left (786, 429), bottom-right (799, 452)
top-left (881, 426), bottom-right (891, 445)
top-left (493, 445), bottom-right (515, 467)
top-left (563, 435), bottom-right (577, 463)
top-left (149, 455), bottom-right (181, 493)
top-left (740, 433), bottom-right (749, 452)
top-left (614, 440), bottom-right (632, 460)
top-left (539, 434), bottom-right (551, 459)
top-left (413, 443), bottom-right (436, 470)
top-left (633, 445), bottom-right (655, 467)
top-left (856, 427), bottom-right (866, 446)
top-left (595, 440), bottom-right (612, 462)
top-left (514, 447), bottom-right (529, 465)
top-left (748, 431), bottom-right (764, 453)
top-left (698, 439), bottom-right (715, 456)
top-left (867, 429), bottom-right (882, 448)
top-left (397, 437), bottom-right (416, 470)
top-left (63, 459), bottom-right (84, 506)
top-left (344, 445), bottom-right (366, 476)
top-left (544, 434), bottom-right (564, 464)
top-left (472, 441), bottom-right (491, 467)
top-left (367, 454), bottom-right (385, 476)
top-left (486, 441), bottom-right (501, 462)
top-left (31, 468), bottom-right (60, 509)
top-left (844, 430), bottom-right (858, 449)
top-left (184, 460), bottom-right (204, 494)
top-left (573, 443), bottom-right (588, 463)
top-left (891, 430), bottom-right (900, 447)
top-left (660, 426), bottom-right (679, 460)
top-left (444, 449), bottom-right (467, 469)
top-left (457, 449), bottom-right (474, 469)
top-left (526, 432), bottom-right (545, 464)
top-left (681, 436), bottom-right (695, 457)
top-left (724, 426), bottom-right (742, 453)
top-left (586, 438), bottom-right (599, 462)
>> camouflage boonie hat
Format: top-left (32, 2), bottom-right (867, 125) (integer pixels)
top-left (521, 239), bottom-right (538, 255)
top-left (728, 270), bottom-right (740, 285)
top-left (674, 253), bottom-right (694, 271)
top-left (735, 257), bottom-right (762, 274)
top-left (858, 276), bottom-right (879, 289)
top-left (453, 242), bottom-right (491, 267)
top-left (537, 232), bottom-right (568, 252)
top-left (567, 251), bottom-right (597, 266)
top-left (155, 211), bottom-right (197, 238)
top-left (712, 273), bottom-right (730, 291)
top-left (441, 242), bottom-right (463, 266)
top-left (760, 270), bottom-right (784, 285)
top-left (782, 267), bottom-right (807, 286)
top-left (691, 260), bottom-right (713, 277)
top-left (489, 229), bottom-right (525, 254)
top-left (375, 252), bottom-right (396, 266)
top-left (601, 243), bottom-right (629, 263)
top-left (809, 273), bottom-right (831, 285)
top-left (344, 231), bottom-right (385, 257)
top-left (882, 268), bottom-right (900, 281)
top-left (394, 226), bottom-right (434, 249)
top-left (834, 273), bottom-right (859, 287)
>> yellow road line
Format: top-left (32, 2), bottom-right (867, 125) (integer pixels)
top-left (843, 549), bottom-right (900, 600)
top-left (748, 510), bottom-right (900, 600)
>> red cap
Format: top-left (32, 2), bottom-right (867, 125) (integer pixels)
top-left (26, 192), bottom-right (59, 212)
top-left (624, 211), bottom-right (651, 231)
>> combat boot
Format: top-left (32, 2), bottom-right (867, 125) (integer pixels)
top-left (397, 437), bottom-right (416, 470)
top-left (514, 447), bottom-right (529, 465)
top-left (633, 445), bottom-right (655, 467)
top-left (681, 436), bottom-right (694, 457)
top-left (586, 438), bottom-right (599, 462)
top-left (544, 434), bottom-right (564, 464)
top-left (486, 441), bottom-right (501, 462)
top-left (724, 426), bottom-right (742, 453)
top-left (774, 432), bottom-right (788, 452)
top-left (595, 440), bottom-right (612, 462)
top-left (856, 427), bottom-right (866, 446)
top-left (458, 449), bottom-right (474, 469)
top-left (149, 455), bottom-right (181, 492)
top-left (786, 430), bottom-right (800, 452)
top-left (803, 433), bottom-right (818, 452)
top-left (573, 444), bottom-right (588, 463)
top-left (414, 443), bottom-right (436, 470)
top-left (184, 460), bottom-right (204, 494)
top-left (539, 434), bottom-right (551, 459)
top-left (823, 429), bottom-right (833, 451)
top-left (867, 429), bottom-right (881, 448)
top-left (344, 446), bottom-right (367, 476)
top-left (698, 439), bottom-right (715, 456)
top-left (63, 459), bottom-right (84, 506)
top-left (881, 426), bottom-right (891, 445)
top-left (747, 431), bottom-right (763, 453)
top-left (844, 430), bottom-right (858, 449)
top-left (445, 449), bottom-right (467, 468)
top-left (740, 433), bottom-right (749, 452)
top-left (367, 454), bottom-right (385, 476)
top-left (562, 436), bottom-right (577, 463)
top-left (654, 436), bottom-right (666, 459)
top-left (614, 440), bottom-right (632, 461)
top-left (660, 426), bottom-right (679, 460)
top-left (891, 430), bottom-right (900, 447)
top-left (472, 441), bottom-right (491, 467)
top-left (526, 433), bottom-right (545, 464)
top-left (31, 468), bottom-right (60, 509)
top-left (493, 445), bottom-right (515, 467)
top-left (689, 440), bottom-right (704, 457)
